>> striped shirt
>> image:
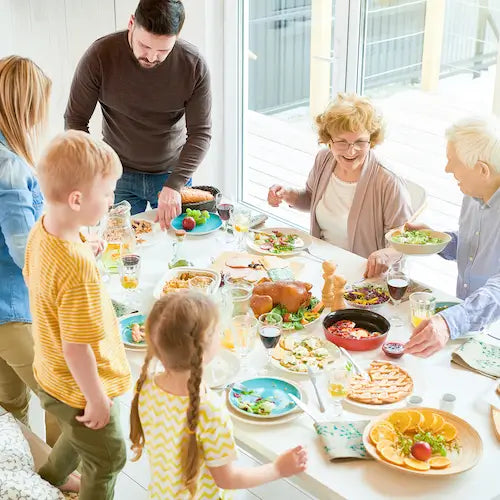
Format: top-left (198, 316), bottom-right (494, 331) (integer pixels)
top-left (139, 374), bottom-right (237, 499)
top-left (24, 217), bottom-right (131, 408)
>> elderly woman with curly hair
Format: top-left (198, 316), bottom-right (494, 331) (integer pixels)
top-left (268, 93), bottom-right (412, 277)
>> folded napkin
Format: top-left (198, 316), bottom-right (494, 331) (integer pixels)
top-left (314, 420), bottom-right (372, 460)
top-left (451, 338), bottom-right (500, 379)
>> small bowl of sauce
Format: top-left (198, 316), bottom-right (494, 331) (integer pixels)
top-left (382, 341), bottom-right (405, 359)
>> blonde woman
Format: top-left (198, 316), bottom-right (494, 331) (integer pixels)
top-left (0, 56), bottom-right (57, 442)
top-left (268, 93), bottom-right (412, 277)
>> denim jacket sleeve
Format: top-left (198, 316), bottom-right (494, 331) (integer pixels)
top-left (0, 156), bottom-right (38, 269)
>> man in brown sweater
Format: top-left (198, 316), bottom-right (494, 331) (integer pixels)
top-left (64, 0), bottom-right (211, 228)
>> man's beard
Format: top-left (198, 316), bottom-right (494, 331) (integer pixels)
top-left (130, 31), bottom-right (161, 69)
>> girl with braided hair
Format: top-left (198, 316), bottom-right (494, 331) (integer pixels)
top-left (130, 290), bottom-right (308, 499)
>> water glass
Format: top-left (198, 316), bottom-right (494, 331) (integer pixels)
top-left (409, 292), bottom-right (436, 328)
top-left (188, 276), bottom-right (216, 294)
top-left (257, 313), bottom-right (282, 374)
top-left (232, 206), bottom-right (251, 251)
top-left (231, 314), bottom-right (257, 372)
top-left (327, 362), bottom-right (352, 417)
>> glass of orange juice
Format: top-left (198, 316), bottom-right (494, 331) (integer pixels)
top-left (119, 253), bottom-right (141, 305)
top-left (409, 292), bottom-right (436, 328)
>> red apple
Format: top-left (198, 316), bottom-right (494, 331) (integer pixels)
top-left (182, 216), bottom-right (196, 231)
top-left (411, 441), bottom-right (432, 461)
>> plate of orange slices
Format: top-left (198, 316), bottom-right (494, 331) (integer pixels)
top-left (363, 408), bottom-right (482, 475)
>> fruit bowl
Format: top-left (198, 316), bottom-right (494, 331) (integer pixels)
top-left (181, 185), bottom-right (220, 213)
top-left (323, 309), bottom-right (390, 351)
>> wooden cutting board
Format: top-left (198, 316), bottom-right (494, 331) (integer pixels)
top-left (493, 383), bottom-right (500, 442)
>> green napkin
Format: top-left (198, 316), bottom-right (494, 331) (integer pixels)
top-left (451, 338), bottom-right (500, 379)
top-left (314, 420), bottom-right (372, 460)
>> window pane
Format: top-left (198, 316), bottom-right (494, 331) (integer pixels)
top-left (244, 0), bottom-right (337, 228)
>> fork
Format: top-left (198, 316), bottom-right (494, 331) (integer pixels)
top-left (306, 366), bottom-right (326, 412)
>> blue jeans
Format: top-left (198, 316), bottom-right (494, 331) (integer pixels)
top-left (114, 171), bottom-right (192, 215)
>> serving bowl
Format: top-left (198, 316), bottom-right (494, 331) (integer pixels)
top-left (323, 309), bottom-right (390, 351)
top-left (385, 228), bottom-right (451, 255)
top-left (344, 284), bottom-right (390, 311)
top-left (181, 185), bottom-right (220, 213)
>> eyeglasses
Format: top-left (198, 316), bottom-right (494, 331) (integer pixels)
top-left (331, 140), bottom-right (371, 152)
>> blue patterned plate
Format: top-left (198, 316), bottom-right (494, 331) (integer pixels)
top-left (119, 313), bottom-right (147, 348)
top-left (171, 212), bottom-right (222, 235)
top-left (228, 377), bottom-right (301, 420)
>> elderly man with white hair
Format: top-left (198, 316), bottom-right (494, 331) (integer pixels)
top-left (404, 116), bottom-right (500, 357)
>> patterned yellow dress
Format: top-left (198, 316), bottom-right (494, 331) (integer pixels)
top-left (138, 374), bottom-right (237, 499)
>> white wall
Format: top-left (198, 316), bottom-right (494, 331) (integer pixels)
top-left (0, 0), bottom-right (224, 188)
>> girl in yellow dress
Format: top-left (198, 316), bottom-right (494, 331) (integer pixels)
top-left (130, 291), bottom-right (307, 499)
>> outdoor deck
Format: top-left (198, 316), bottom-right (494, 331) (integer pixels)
top-left (243, 67), bottom-right (498, 294)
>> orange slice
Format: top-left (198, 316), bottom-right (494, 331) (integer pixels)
top-left (429, 456), bottom-right (451, 469)
top-left (407, 410), bottom-right (424, 431)
top-left (387, 411), bottom-right (411, 433)
top-left (419, 410), bottom-right (436, 432)
top-left (438, 422), bottom-right (457, 442)
top-left (380, 446), bottom-right (405, 466)
top-left (376, 439), bottom-right (397, 453)
top-left (430, 413), bottom-right (445, 433)
top-left (404, 457), bottom-right (431, 471)
top-left (369, 423), bottom-right (398, 445)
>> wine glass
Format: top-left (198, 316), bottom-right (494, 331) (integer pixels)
top-left (386, 258), bottom-right (410, 327)
top-left (231, 314), bottom-right (257, 374)
top-left (232, 205), bottom-right (251, 251)
top-left (327, 361), bottom-right (353, 417)
top-left (215, 193), bottom-right (234, 243)
top-left (257, 313), bottom-right (282, 374)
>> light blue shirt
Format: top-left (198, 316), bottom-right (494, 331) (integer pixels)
top-left (439, 190), bottom-right (500, 339)
top-left (0, 131), bottom-right (44, 324)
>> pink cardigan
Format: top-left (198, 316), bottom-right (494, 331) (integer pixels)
top-left (292, 148), bottom-right (413, 258)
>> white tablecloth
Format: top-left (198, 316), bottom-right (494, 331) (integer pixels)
top-left (108, 215), bottom-right (500, 500)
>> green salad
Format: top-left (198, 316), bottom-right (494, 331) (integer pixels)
top-left (392, 230), bottom-right (444, 245)
top-left (271, 296), bottom-right (323, 330)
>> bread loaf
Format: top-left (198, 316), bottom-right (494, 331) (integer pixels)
top-left (180, 188), bottom-right (214, 203)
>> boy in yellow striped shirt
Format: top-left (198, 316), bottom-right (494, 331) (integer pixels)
top-left (23, 130), bottom-right (131, 499)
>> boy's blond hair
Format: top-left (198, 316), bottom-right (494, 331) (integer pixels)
top-left (37, 130), bottom-right (122, 202)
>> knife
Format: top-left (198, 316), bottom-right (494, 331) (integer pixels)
top-left (288, 393), bottom-right (318, 424)
top-left (339, 347), bottom-right (370, 381)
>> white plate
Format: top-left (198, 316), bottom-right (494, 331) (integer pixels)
top-left (153, 266), bottom-right (221, 300)
top-left (270, 334), bottom-right (340, 376)
top-left (132, 217), bottom-right (161, 247)
top-left (246, 227), bottom-right (312, 256)
top-left (345, 359), bottom-right (414, 412)
top-left (385, 228), bottom-right (451, 255)
top-left (204, 350), bottom-right (240, 389)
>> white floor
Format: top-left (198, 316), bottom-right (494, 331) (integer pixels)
top-left (28, 393), bottom-right (315, 500)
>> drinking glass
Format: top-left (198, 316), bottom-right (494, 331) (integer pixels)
top-left (386, 259), bottom-right (410, 327)
top-left (188, 276), bottom-right (216, 294)
top-left (231, 314), bottom-right (257, 373)
top-left (232, 206), bottom-right (251, 251)
top-left (119, 253), bottom-right (141, 306)
top-left (327, 362), bottom-right (352, 417)
top-left (215, 193), bottom-right (234, 243)
top-left (409, 292), bottom-right (436, 328)
top-left (257, 313), bottom-right (282, 374)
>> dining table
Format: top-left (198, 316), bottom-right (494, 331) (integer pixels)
top-left (107, 209), bottom-right (500, 500)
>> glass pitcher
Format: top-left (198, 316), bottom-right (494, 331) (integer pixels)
top-left (101, 200), bottom-right (136, 274)
top-left (219, 283), bottom-right (254, 350)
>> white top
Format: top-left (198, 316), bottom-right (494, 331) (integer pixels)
top-left (315, 172), bottom-right (357, 249)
